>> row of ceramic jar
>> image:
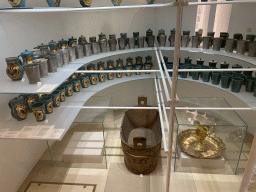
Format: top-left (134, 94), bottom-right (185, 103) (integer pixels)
top-left (8, 55), bottom-right (153, 122)
top-left (5, 30), bottom-right (158, 84)
top-left (8, 0), bottom-right (155, 8)
top-left (163, 56), bottom-right (256, 94)
top-left (165, 30), bottom-right (256, 57)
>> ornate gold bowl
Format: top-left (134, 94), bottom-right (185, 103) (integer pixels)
top-left (178, 129), bottom-right (226, 159)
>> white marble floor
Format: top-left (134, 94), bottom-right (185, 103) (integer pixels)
top-left (19, 109), bottom-right (253, 192)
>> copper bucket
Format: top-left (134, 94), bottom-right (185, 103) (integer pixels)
top-left (120, 97), bottom-right (162, 175)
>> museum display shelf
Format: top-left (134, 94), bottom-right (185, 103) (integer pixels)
top-left (174, 97), bottom-right (248, 175)
top-left (178, 76), bottom-right (256, 110)
top-left (0, 47), bottom-right (155, 94)
top-left (0, 3), bottom-right (173, 13)
top-left (0, 74), bottom-right (154, 140)
top-left (160, 47), bottom-right (256, 66)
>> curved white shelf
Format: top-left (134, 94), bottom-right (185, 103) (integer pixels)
top-left (0, 74), bottom-right (153, 140)
top-left (160, 47), bottom-right (256, 66)
top-left (0, 3), bottom-right (172, 13)
top-left (0, 47), bottom-right (155, 94)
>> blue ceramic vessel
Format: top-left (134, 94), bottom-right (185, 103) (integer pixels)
top-left (8, 0), bottom-right (27, 7)
top-left (112, 0), bottom-right (122, 6)
top-left (6, 57), bottom-right (24, 81)
top-left (46, 0), bottom-right (61, 7)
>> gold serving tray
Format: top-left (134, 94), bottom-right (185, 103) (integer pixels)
top-left (178, 129), bottom-right (226, 159)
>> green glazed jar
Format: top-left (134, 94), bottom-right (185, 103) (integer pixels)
top-left (87, 63), bottom-right (96, 70)
top-left (107, 68), bottom-right (115, 80)
top-left (90, 73), bottom-right (98, 85)
top-left (107, 60), bottom-right (115, 69)
top-left (39, 96), bottom-right (53, 114)
top-left (125, 65), bottom-right (133, 76)
top-left (135, 56), bottom-right (143, 64)
top-left (78, 35), bottom-right (87, 45)
top-left (50, 91), bottom-right (61, 107)
top-left (5, 57), bottom-right (24, 81)
top-left (9, 96), bottom-right (28, 121)
top-left (49, 40), bottom-right (58, 52)
top-left (34, 43), bottom-right (49, 55)
top-left (115, 66), bottom-right (123, 78)
top-left (134, 64), bottom-right (142, 75)
top-left (68, 37), bottom-right (77, 47)
top-left (126, 57), bottom-right (133, 66)
top-left (97, 61), bottom-right (105, 70)
top-left (144, 63), bottom-right (152, 74)
top-left (145, 55), bottom-right (153, 65)
top-left (58, 39), bottom-right (68, 49)
top-left (56, 86), bottom-right (66, 102)
top-left (116, 58), bottom-right (124, 68)
top-left (98, 73), bottom-right (106, 83)
top-left (79, 74), bottom-right (90, 88)
top-left (62, 82), bottom-right (74, 97)
top-left (71, 78), bottom-right (81, 92)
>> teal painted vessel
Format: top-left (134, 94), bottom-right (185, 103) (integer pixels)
top-left (112, 0), bottom-right (122, 6)
top-left (46, 0), bottom-right (61, 7)
top-left (8, 0), bottom-right (27, 7)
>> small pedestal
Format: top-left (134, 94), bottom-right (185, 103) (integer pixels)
top-left (178, 148), bottom-right (225, 169)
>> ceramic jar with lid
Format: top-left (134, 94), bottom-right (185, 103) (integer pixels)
top-left (126, 57), bottom-right (133, 67)
top-left (58, 39), bottom-right (68, 49)
top-left (135, 56), bottom-right (143, 65)
top-left (34, 43), bottom-right (50, 55)
top-left (196, 58), bottom-right (204, 65)
top-left (157, 29), bottom-right (167, 47)
top-left (107, 60), bottom-right (115, 69)
top-left (168, 28), bottom-right (176, 47)
top-left (49, 40), bottom-right (58, 52)
top-left (145, 55), bottom-right (152, 65)
top-left (20, 50), bottom-right (34, 65)
top-left (209, 60), bottom-right (217, 68)
top-left (116, 58), bottom-right (124, 68)
top-left (220, 61), bottom-right (229, 69)
top-left (9, 96), bottom-right (28, 121)
top-left (133, 32), bottom-right (139, 46)
top-left (6, 57), bottom-right (24, 81)
top-left (97, 61), bottom-right (105, 70)
top-left (146, 29), bottom-right (155, 47)
top-left (68, 37), bottom-right (77, 47)
top-left (78, 35), bottom-right (87, 45)
top-left (220, 32), bottom-right (229, 48)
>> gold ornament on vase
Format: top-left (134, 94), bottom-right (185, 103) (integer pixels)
top-left (33, 110), bottom-right (44, 121)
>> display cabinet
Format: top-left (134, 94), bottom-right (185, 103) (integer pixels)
top-left (174, 97), bottom-right (247, 175)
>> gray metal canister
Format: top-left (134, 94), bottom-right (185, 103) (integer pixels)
top-left (213, 38), bottom-right (221, 51)
top-left (38, 58), bottom-right (48, 78)
top-left (75, 45), bottom-right (84, 59)
top-left (84, 43), bottom-right (92, 57)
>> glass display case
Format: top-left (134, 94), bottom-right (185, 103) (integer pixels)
top-left (42, 96), bottom-right (113, 169)
top-left (174, 97), bottom-right (247, 175)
